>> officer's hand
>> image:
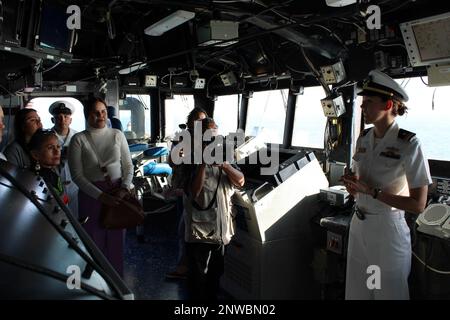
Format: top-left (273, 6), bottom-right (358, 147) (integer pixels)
top-left (342, 176), bottom-right (371, 196)
top-left (341, 174), bottom-right (358, 196)
top-left (340, 174), bottom-right (356, 196)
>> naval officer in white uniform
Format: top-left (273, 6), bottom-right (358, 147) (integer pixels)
top-left (342, 70), bottom-right (432, 300)
top-left (49, 101), bottom-right (79, 218)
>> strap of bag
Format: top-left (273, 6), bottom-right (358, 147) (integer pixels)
top-left (84, 132), bottom-right (112, 185)
top-left (191, 166), bottom-right (222, 211)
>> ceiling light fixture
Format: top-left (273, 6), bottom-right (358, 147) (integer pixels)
top-left (325, 0), bottom-right (357, 7)
top-left (118, 62), bottom-right (147, 75)
top-left (197, 20), bottom-right (239, 47)
top-left (144, 10), bottom-right (195, 36)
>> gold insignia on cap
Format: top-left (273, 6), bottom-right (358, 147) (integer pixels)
top-left (362, 83), bottom-right (394, 97)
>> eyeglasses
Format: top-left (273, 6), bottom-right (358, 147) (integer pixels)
top-left (28, 129), bottom-right (58, 151)
top-left (39, 129), bottom-right (55, 134)
top-left (32, 129), bottom-right (58, 138)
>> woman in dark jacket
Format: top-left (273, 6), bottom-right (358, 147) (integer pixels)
top-left (28, 129), bottom-right (69, 205)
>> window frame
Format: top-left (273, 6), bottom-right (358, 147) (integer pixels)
top-left (213, 93), bottom-right (240, 136)
top-left (245, 89), bottom-right (289, 145)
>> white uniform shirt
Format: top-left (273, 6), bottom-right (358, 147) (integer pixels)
top-left (53, 127), bottom-right (78, 181)
top-left (53, 127), bottom-right (78, 148)
top-left (53, 127), bottom-right (79, 216)
top-left (352, 121), bottom-right (432, 214)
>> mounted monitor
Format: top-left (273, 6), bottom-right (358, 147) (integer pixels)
top-left (0, 0), bottom-right (27, 47)
top-left (33, 0), bottom-right (74, 61)
top-left (400, 12), bottom-right (450, 67)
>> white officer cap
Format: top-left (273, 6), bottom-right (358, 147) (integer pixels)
top-left (49, 101), bottom-right (75, 115)
top-left (358, 70), bottom-right (409, 102)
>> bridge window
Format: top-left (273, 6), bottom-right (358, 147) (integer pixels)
top-left (394, 77), bottom-right (450, 161)
top-left (164, 95), bottom-right (195, 139)
top-left (245, 89), bottom-right (288, 144)
top-left (119, 94), bottom-right (151, 140)
top-left (363, 77), bottom-right (450, 161)
top-left (291, 86), bottom-right (327, 149)
top-left (26, 97), bottom-right (85, 132)
top-left (214, 94), bottom-right (240, 136)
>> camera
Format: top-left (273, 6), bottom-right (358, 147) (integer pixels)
top-left (203, 135), bottom-right (236, 164)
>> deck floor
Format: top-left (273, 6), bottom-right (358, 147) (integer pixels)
top-left (123, 207), bottom-right (189, 300)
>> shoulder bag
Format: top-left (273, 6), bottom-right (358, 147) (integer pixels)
top-left (85, 132), bottom-right (144, 229)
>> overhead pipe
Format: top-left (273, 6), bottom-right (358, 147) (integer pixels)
top-left (145, 5), bottom-right (359, 65)
top-left (244, 15), bottom-right (345, 60)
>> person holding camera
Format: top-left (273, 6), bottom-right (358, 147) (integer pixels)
top-left (166, 107), bottom-right (208, 280)
top-left (49, 101), bottom-right (79, 218)
top-left (184, 117), bottom-right (245, 300)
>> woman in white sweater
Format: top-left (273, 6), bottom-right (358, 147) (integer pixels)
top-left (68, 97), bottom-right (133, 276)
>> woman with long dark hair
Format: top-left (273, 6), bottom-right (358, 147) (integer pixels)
top-left (4, 108), bottom-right (43, 168)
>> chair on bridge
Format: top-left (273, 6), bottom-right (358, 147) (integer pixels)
top-left (129, 144), bottom-right (175, 242)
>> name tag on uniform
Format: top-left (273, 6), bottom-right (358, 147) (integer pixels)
top-left (357, 147), bottom-right (366, 153)
top-left (385, 146), bottom-right (400, 153)
top-left (380, 150), bottom-right (401, 159)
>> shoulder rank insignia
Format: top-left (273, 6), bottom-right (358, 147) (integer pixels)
top-left (360, 127), bottom-right (372, 137)
top-left (380, 150), bottom-right (401, 159)
top-left (398, 129), bottom-right (416, 142)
